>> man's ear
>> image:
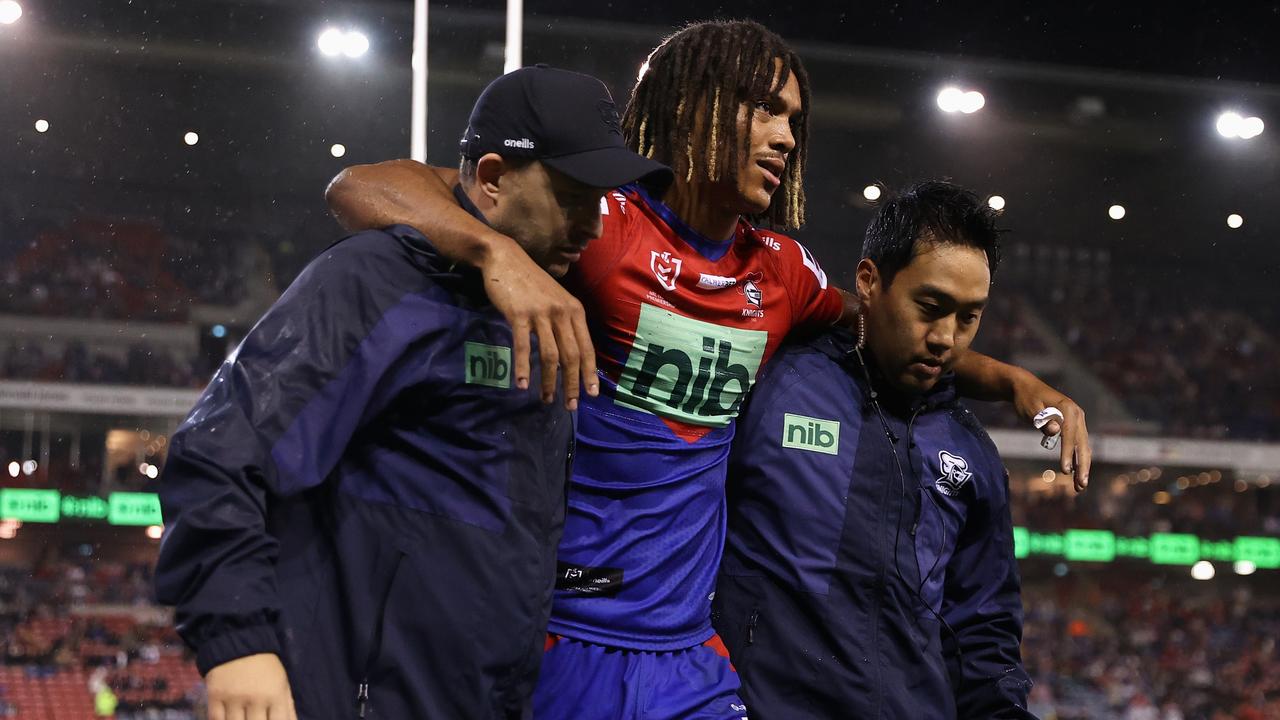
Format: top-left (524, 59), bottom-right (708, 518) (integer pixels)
top-left (854, 258), bottom-right (879, 307)
top-left (474, 152), bottom-right (507, 201)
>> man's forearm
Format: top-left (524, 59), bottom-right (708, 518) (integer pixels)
top-left (952, 350), bottom-right (1027, 402)
top-left (325, 159), bottom-right (515, 269)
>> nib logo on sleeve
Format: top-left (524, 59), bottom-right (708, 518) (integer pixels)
top-left (781, 413), bottom-right (840, 455)
top-left (465, 342), bottom-right (512, 388)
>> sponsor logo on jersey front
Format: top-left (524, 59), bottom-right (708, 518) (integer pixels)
top-left (615, 303), bottom-right (766, 427)
top-left (781, 413), bottom-right (840, 454)
top-left (650, 251), bottom-right (682, 291)
top-left (464, 342), bottom-right (512, 388)
top-left (935, 450), bottom-right (973, 496)
top-left (697, 273), bottom-right (738, 290)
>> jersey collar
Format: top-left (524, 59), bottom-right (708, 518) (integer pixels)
top-left (627, 183), bottom-right (737, 262)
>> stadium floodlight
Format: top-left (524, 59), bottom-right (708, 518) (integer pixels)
top-left (146, 525), bottom-right (164, 540)
top-left (1235, 560), bottom-right (1257, 576)
top-left (34, 119), bottom-right (48, 133)
top-left (331, 143), bottom-right (347, 158)
top-left (988, 195), bottom-right (1006, 212)
top-left (318, 27), bottom-right (370, 59)
top-left (6, 461), bottom-right (17, 478)
top-left (21, 460), bottom-right (36, 476)
top-left (317, 27), bottom-right (345, 56)
top-left (146, 465), bottom-right (159, 480)
top-left (862, 185), bottom-right (881, 202)
top-left (960, 91), bottom-right (985, 114)
top-left (938, 87), bottom-right (985, 114)
top-left (0, 1), bottom-right (22, 26)
top-left (1190, 560), bottom-right (1215, 580)
top-left (1217, 111), bottom-right (1243, 137)
top-left (1217, 111), bottom-right (1264, 140)
top-left (936, 87), bottom-right (965, 113)
top-left (184, 131), bottom-right (199, 146)
top-left (1108, 204), bottom-right (1126, 221)
top-left (1227, 213), bottom-right (1244, 229)
top-left (1238, 116), bottom-right (1264, 139)
top-left (342, 31), bottom-right (369, 58)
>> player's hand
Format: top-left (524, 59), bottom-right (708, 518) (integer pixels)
top-left (1011, 375), bottom-right (1091, 491)
top-left (479, 236), bottom-right (597, 410)
top-left (205, 653), bottom-right (298, 720)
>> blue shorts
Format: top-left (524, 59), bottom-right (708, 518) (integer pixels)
top-left (534, 634), bottom-right (748, 720)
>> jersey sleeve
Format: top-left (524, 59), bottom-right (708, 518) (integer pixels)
top-left (564, 188), bottom-right (634, 295)
top-left (771, 234), bottom-right (844, 329)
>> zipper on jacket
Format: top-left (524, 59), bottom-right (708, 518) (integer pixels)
top-left (357, 551), bottom-right (405, 719)
top-left (747, 609), bottom-right (760, 645)
top-left (356, 681), bottom-right (369, 719)
top-left (905, 407), bottom-right (925, 534)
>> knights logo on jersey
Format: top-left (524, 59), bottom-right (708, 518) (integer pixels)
top-left (741, 272), bottom-right (763, 306)
top-left (739, 272), bottom-right (764, 317)
top-left (935, 450), bottom-right (973, 497)
top-left (650, 251), bottom-right (682, 291)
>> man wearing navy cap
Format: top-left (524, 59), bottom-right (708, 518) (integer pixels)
top-left (154, 66), bottom-right (671, 720)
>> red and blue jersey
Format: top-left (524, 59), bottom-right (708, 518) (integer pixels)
top-left (551, 185), bottom-right (843, 649)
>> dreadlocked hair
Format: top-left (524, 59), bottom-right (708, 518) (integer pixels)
top-left (623, 19), bottom-right (811, 230)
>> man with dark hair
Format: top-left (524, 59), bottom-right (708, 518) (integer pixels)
top-left (154, 66), bottom-right (670, 720)
top-left (623, 19), bottom-right (811, 230)
top-left (326, 20), bottom-right (1084, 719)
top-left (714, 181), bottom-right (1034, 719)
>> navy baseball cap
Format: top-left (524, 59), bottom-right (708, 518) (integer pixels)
top-left (460, 65), bottom-right (673, 193)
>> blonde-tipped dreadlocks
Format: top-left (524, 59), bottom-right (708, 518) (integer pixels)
top-left (623, 19), bottom-right (811, 230)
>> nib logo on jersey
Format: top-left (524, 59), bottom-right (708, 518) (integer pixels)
top-left (616, 304), bottom-right (766, 430)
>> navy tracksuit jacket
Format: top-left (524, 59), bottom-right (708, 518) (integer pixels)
top-left (712, 330), bottom-right (1034, 719)
top-left (154, 212), bottom-right (574, 719)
